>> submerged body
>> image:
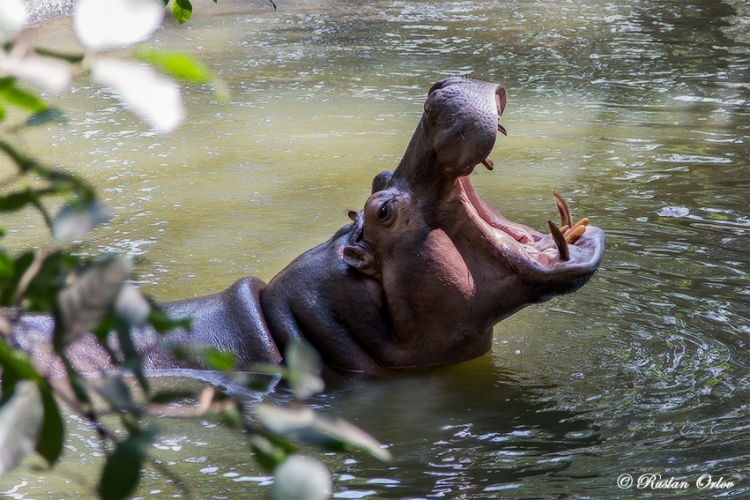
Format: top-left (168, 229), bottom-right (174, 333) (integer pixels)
top-left (12, 77), bottom-right (605, 376)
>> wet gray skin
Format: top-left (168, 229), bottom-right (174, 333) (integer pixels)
top-left (13, 77), bottom-right (605, 375)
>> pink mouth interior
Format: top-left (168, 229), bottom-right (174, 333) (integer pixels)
top-left (458, 177), bottom-right (537, 243)
top-left (457, 176), bottom-right (564, 269)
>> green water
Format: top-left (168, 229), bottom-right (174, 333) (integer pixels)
top-left (2, 0), bottom-right (750, 497)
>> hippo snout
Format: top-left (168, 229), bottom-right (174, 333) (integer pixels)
top-left (421, 78), bottom-right (508, 178)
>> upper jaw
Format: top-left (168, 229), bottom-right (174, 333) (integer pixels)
top-left (457, 176), bottom-right (606, 280)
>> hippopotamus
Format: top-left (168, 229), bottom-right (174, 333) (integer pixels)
top-left (11, 77), bottom-right (605, 376)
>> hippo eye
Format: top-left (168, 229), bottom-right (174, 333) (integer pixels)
top-left (378, 202), bottom-right (389, 220)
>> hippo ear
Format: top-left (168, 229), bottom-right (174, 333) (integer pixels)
top-left (371, 170), bottom-right (394, 193)
top-left (496, 85), bottom-right (507, 116)
top-left (342, 244), bottom-right (378, 276)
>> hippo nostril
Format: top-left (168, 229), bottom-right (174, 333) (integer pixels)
top-left (425, 80), bottom-right (450, 113)
top-left (495, 85), bottom-right (507, 116)
top-left (428, 79), bottom-right (449, 95)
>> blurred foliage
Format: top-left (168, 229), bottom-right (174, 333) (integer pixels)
top-left (0, 1), bottom-right (388, 499)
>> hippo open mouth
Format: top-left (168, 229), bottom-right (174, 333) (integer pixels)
top-left (458, 175), bottom-right (606, 277)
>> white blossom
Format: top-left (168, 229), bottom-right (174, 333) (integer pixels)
top-left (0, 48), bottom-right (72, 93)
top-left (92, 57), bottom-right (186, 134)
top-left (0, 0), bottom-right (27, 44)
top-left (74, 0), bottom-right (164, 51)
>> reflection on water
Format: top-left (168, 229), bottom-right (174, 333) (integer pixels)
top-left (2, 0), bottom-right (750, 497)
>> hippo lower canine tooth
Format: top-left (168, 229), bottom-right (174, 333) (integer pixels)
top-left (553, 190), bottom-right (573, 229)
top-left (547, 220), bottom-right (570, 261)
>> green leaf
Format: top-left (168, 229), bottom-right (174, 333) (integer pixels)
top-left (0, 101), bottom-right (5, 122)
top-left (285, 340), bottom-right (324, 400)
top-left (256, 404), bottom-right (315, 434)
top-left (95, 376), bottom-right (142, 416)
top-left (165, 344), bottom-right (235, 371)
top-left (133, 48), bottom-right (229, 101)
top-left (116, 319), bottom-right (149, 395)
top-left (114, 284), bottom-right (150, 326)
top-left (7, 251), bottom-right (81, 312)
top-left (93, 315), bottom-right (117, 344)
top-left (204, 348), bottom-right (236, 371)
top-left (256, 404), bottom-right (392, 462)
top-left (0, 381), bottom-right (44, 477)
top-left (216, 404), bottom-right (243, 428)
top-left (52, 201), bottom-right (112, 243)
top-left (55, 256), bottom-right (127, 346)
top-left (0, 252), bottom-right (30, 308)
top-left (63, 358), bottom-right (92, 408)
top-left (0, 140), bottom-right (35, 172)
top-left (0, 362), bottom-right (20, 406)
top-left (0, 189), bottom-right (35, 212)
top-left (172, 0), bottom-right (193, 24)
top-left (0, 142), bottom-right (96, 206)
top-left (0, 188), bottom-right (54, 213)
top-left (98, 427), bottom-right (157, 500)
top-left (134, 49), bottom-right (212, 84)
top-left (147, 302), bottom-right (191, 334)
top-left (0, 77), bottom-right (14, 90)
top-left (0, 337), bottom-right (64, 465)
top-left (0, 338), bottom-right (64, 466)
top-left (249, 434), bottom-right (289, 472)
top-left (311, 414), bottom-right (391, 461)
top-left (244, 371), bottom-right (282, 392)
top-left (0, 337), bottom-right (43, 388)
top-left (35, 165), bottom-right (97, 204)
top-left (0, 79), bottom-right (47, 113)
top-left (26, 108), bottom-right (66, 127)
top-left (36, 385), bottom-right (64, 465)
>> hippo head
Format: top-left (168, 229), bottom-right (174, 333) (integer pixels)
top-left (341, 77), bottom-right (606, 368)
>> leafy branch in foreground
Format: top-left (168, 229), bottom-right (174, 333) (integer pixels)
top-left (0, 1), bottom-right (388, 499)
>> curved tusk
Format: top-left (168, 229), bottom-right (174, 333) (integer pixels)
top-left (547, 220), bottom-right (569, 261)
top-left (552, 191), bottom-right (573, 229)
top-left (482, 158), bottom-right (494, 170)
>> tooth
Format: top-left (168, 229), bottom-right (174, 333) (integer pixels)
top-left (569, 217), bottom-right (589, 232)
top-left (498, 123), bottom-right (508, 136)
top-left (563, 218), bottom-right (589, 236)
top-left (482, 158), bottom-right (494, 170)
top-left (552, 191), bottom-right (573, 229)
top-left (560, 217), bottom-right (589, 236)
top-left (565, 224), bottom-right (586, 244)
top-left (547, 220), bottom-right (569, 261)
